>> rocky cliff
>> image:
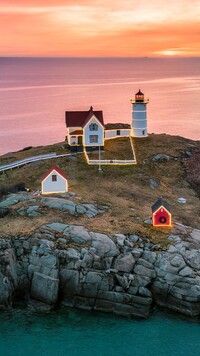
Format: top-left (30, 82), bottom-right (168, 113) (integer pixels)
top-left (1, 221), bottom-right (200, 318)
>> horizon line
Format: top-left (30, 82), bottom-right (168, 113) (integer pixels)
top-left (1, 55), bottom-right (200, 59)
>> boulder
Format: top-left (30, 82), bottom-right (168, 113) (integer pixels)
top-left (41, 222), bottom-right (69, 233)
top-left (115, 274), bottom-right (130, 289)
top-left (41, 197), bottom-right (76, 214)
top-left (128, 286), bottom-right (138, 295)
top-left (131, 275), bottom-right (152, 288)
top-left (170, 255), bottom-right (186, 269)
top-left (0, 207), bottom-right (9, 218)
top-left (0, 272), bottom-right (14, 307)
top-left (152, 154), bottom-right (170, 162)
top-left (60, 269), bottom-right (80, 297)
top-left (40, 254), bottom-right (58, 268)
top-left (144, 219), bottom-right (152, 225)
top-left (179, 266), bottom-right (194, 277)
top-left (190, 229), bottom-right (200, 243)
top-left (66, 225), bottom-right (91, 244)
top-left (82, 204), bottom-right (99, 216)
top-left (28, 211), bottom-right (41, 217)
top-left (128, 235), bottom-right (140, 243)
top-left (114, 234), bottom-right (126, 247)
top-left (75, 205), bottom-right (87, 215)
top-left (134, 264), bottom-right (156, 279)
top-left (142, 251), bottom-right (157, 264)
top-left (149, 179), bottom-right (159, 189)
top-left (27, 205), bottom-right (39, 214)
top-left (31, 272), bottom-right (59, 304)
top-left (184, 250), bottom-right (200, 269)
top-left (0, 194), bottom-right (23, 207)
top-left (138, 287), bottom-right (152, 298)
top-left (132, 248), bottom-right (143, 259)
top-left (79, 271), bottom-right (103, 298)
top-left (81, 252), bottom-right (93, 268)
top-left (137, 258), bottom-right (154, 269)
top-left (91, 233), bottom-right (119, 257)
top-left (114, 254), bottom-right (135, 273)
top-left (65, 248), bottom-right (80, 260)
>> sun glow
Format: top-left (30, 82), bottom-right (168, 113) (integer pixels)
top-left (155, 48), bottom-right (197, 56)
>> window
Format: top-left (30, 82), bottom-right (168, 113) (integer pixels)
top-left (116, 130), bottom-right (120, 136)
top-left (52, 174), bottom-right (57, 182)
top-left (71, 136), bottom-right (77, 145)
top-left (89, 135), bottom-right (98, 143)
top-left (89, 123), bottom-right (98, 131)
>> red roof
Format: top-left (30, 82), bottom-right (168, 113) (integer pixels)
top-left (41, 165), bottom-right (67, 181)
top-left (70, 130), bottom-right (83, 135)
top-left (65, 107), bottom-right (104, 128)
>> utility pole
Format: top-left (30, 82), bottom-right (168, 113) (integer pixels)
top-left (98, 144), bottom-right (102, 172)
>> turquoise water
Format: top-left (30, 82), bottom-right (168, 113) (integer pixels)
top-left (0, 308), bottom-right (200, 356)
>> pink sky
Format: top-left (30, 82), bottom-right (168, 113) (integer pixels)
top-left (0, 0), bottom-right (200, 57)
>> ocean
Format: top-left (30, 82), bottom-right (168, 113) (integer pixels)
top-left (0, 57), bottom-right (200, 155)
top-left (0, 307), bottom-right (200, 356)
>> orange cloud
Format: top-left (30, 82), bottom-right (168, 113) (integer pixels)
top-left (0, 0), bottom-right (200, 57)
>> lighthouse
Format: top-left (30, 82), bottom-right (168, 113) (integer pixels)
top-left (131, 89), bottom-right (149, 137)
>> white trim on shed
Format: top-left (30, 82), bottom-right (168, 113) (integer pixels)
top-left (41, 169), bottom-right (68, 194)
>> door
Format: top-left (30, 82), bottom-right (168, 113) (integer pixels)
top-left (78, 136), bottom-right (83, 145)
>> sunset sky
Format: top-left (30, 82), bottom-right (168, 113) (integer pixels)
top-left (1, 0), bottom-right (200, 57)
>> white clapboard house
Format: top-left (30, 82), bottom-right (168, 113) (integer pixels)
top-left (41, 165), bottom-right (68, 194)
top-left (65, 106), bottom-right (105, 152)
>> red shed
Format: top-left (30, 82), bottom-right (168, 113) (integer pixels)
top-left (151, 199), bottom-right (172, 228)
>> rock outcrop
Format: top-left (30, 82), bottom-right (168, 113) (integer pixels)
top-left (0, 193), bottom-right (106, 218)
top-left (0, 239), bottom-right (18, 308)
top-left (1, 222), bottom-right (200, 318)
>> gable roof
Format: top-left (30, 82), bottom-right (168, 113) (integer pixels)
top-left (151, 198), bottom-right (171, 213)
top-left (65, 107), bottom-right (104, 128)
top-left (41, 165), bottom-right (67, 181)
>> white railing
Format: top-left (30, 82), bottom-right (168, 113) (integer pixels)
top-left (86, 158), bottom-right (136, 165)
top-left (0, 152), bottom-right (83, 173)
top-left (129, 136), bottom-right (137, 162)
top-left (84, 135), bottom-right (137, 166)
top-left (84, 148), bottom-right (137, 165)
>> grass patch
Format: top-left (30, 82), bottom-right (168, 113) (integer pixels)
top-left (87, 137), bottom-right (134, 161)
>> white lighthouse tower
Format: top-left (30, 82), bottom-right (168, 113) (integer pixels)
top-left (131, 89), bottom-right (149, 137)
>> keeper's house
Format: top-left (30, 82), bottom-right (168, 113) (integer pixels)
top-left (65, 107), bottom-right (131, 152)
top-left (41, 165), bottom-right (68, 194)
top-left (65, 106), bottom-right (105, 152)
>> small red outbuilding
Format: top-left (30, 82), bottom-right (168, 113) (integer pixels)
top-left (151, 198), bottom-right (172, 228)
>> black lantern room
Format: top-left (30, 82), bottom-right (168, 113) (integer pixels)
top-left (135, 89), bottom-right (144, 102)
